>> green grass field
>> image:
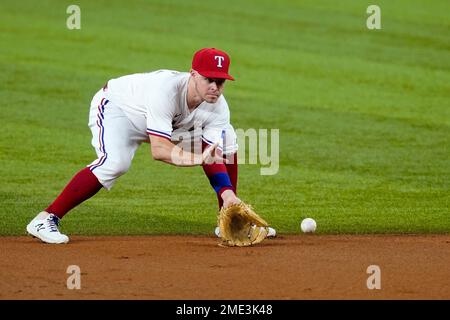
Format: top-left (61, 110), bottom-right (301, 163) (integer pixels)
top-left (1, 0), bottom-right (449, 236)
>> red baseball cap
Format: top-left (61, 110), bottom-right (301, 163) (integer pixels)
top-left (192, 48), bottom-right (235, 81)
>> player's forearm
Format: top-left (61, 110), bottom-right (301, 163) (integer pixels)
top-left (152, 142), bottom-right (202, 167)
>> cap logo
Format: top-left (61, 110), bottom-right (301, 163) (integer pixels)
top-left (214, 55), bottom-right (225, 68)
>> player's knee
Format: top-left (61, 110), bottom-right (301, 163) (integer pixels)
top-left (107, 159), bottom-right (132, 176)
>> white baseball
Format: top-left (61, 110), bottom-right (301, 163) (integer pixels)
top-left (301, 218), bottom-right (317, 233)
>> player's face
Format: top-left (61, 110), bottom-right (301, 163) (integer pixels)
top-left (193, 71), bottom-right (226, 103)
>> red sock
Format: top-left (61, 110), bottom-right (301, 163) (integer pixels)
top-left (212, 154), bottom-right (238, 208)
top-left (46, 167), bottom-right (103, 219)
top-left (215, 153), bottom-right (238, 208)
top-left (202, 141), bottom-right (238, 209)
top-left (226, 153), bottom-right (238, 194)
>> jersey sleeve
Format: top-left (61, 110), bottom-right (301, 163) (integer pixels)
top-left (146, 94), bottom-right (174, 141)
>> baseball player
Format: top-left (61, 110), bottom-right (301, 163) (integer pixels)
top-left (26, 48), bottom-right (276, 244)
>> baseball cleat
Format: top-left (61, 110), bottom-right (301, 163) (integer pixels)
top-left (26, 212), bottom-right (69, 244)
top-left (266, 226), bottom-right (277, 237)
top-left (214, 226), bottom-right (276, 238)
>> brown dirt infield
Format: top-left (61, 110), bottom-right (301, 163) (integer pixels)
top-left (1, 235), bottom-right (449, 299)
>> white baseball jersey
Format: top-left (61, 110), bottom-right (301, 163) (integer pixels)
top-left (105, 69), bottom-right (229, 146)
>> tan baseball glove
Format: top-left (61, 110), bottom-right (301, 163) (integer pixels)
top-left (218, 202), bottom-right (270, 247)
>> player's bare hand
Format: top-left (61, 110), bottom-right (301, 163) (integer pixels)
top-left (202, 142), bottom-right (228, 165)
top-left (221, 189), bottom-right (241, 208)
